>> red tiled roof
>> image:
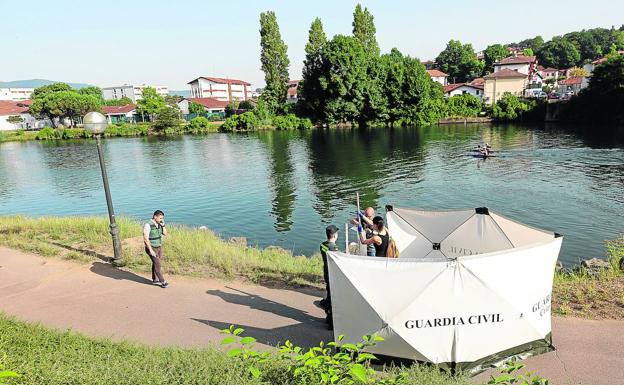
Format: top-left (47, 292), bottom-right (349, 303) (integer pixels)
top-left (483, 68), bottom-right (528, 79)
top-left (541, 67), bottom-right (559, 73)
top-left (287, 80), bottom-right (301, 85)
top-left (470, 77), bottom-right (485, 86)
top-left (102, 104), bottom-right (136, 115)
top-left (0, 100), bottom-right (29, 116)
top-left (559, 76), bottom-right (583, 85)
top-left (591, 51), bottom-right (624, 65)
top-left (496, 55), bottom-right (536, 65)
top-left (188, 77), bottom-right (251, 86)
top-left (443, 83), bottom-right (484, 93)
top-left (287, 87), bottom-right (297, 96)
top-left (426, 69), bottom-right (448, 77)
top-left (187, 97), bottom-right (229, 109)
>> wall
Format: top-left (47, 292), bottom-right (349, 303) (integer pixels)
top-left (0, 88), bottom-right (34, 101)
top-left (447, 86), bottom-right (483, 100)
top-left (483, 78), bottom-right (527, 105)
top-left (495, 63), bottom-right (530, 75)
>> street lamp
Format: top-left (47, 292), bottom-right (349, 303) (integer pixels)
top-left (84, 111), bottom-right (123, 265)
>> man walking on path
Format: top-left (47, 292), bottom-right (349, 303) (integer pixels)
top-left (143, 210), bottom-right (169, 288)
top-left (320, 224), bottom-right (339, 329)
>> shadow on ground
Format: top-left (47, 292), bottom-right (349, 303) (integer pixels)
top-left (195, 286), bottom-right (333, 348)
top-left (89, 261), bottom-right (152, 285)
top-left (49, 241), bottom-right (111, 263)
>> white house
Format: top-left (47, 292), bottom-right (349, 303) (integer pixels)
top-left (178, 97), bottom-right (229, 115)
top-left (443, 83), bottom-right (484, 100)
top-left (493, 55), bottom-right (537, 77)
top-left (583, 50), bottom-right (624, 74)
top-left (0, 88), bottom-right (34, 101)
top-left (286, 80), bottom-right (300, 104)
top-left (102, 84), bottom-right (169, 103)
top-left (536, 66), bottom-right (560, 84)
top-left (426, 69), bottom-right (449, 86)
top-left (102, 104), bottom-right (137, 123)
top-left (187, 76), bottom-right (252, 102)
top-left (0, 100), bottom-right (51, 131)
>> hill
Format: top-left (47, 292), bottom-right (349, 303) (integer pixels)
top-left (0, 79), bottom-right (92, 89)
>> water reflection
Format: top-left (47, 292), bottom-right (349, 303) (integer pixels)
top-left (0, 124), bottom-right (623, 265)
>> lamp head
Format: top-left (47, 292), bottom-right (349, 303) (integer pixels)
top-left (83, 111), bottom-right (107, 134)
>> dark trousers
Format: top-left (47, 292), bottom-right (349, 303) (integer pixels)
top-left (322, 254), bottom-right (331, 313)
top-left (146, 246), bottom-right (165, 282)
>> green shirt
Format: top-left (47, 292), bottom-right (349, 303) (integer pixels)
top-left (320, 241), bottom-right (338, 259)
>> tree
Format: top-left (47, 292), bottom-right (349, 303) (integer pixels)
top-left (523, 48), bottom-right (534, 57)
top-left (31, 83), bottom-right (72, 99)
top-left (78, 86), bottom-right (103, 102)
top-left (29, 89), bottom-right (101, 127)
top-left (568, 67), bottom-right (589, 77)
top-left (317, 35), bottom-right (368, 124)
top-left (378, 48), bottom-right (407, 126)
top-left (403, 56), bottom-right (446, 126)
top-left (259, 11), bottom-right (290, 113)
top-left (136, 87), bottom-right (166, 121)
top-left (564, 31), bottom-right (602, 64)
top-left (483, 44), bottom-right (509, 74)
top-left (352, 4), bottom-right (379, 58)
top-left (6, 115), bottom-right (24, 130)
top-left (491, 93), bottom-right (530, 121)
top-left (188, 101), bottom-right (205, 115)
top-left (164, 94), bottom-right (182, 107)
top-left (300, 17), bottom-right (328, 121)
top-left (537, 37), bottom-right (581, 68)
top-left (435, 40), bottom-right (483, 82)
top-left (238, 100), bottom-right (255, 110)
top-left (152, 106), bottom-right (181, 132)
top-left (104, 96), bottom-right (133, 106)
top-left (517, 36), bottom-right (544, 52)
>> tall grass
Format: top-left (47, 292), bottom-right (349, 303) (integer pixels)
top-left (0, 314), bottom-right (469, 385)
top-left (0, 216), bottom-right (323, 287)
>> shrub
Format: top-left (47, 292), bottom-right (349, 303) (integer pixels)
top-left (445, 94), bottom-right (483, 118)
top-left (104, 123), bottom-right (149, 137)
top-left (490, 93), bottom-right (530, 121)
top-left (152, 107), bottom-right (182, 132)
top-left (273, 114), bottom-right (314, 130)
top-left (187, 116), bottom-right (216, 134)
top-left (222, 112), bottom-right (260, 131)
top-left (34, 127), bottom-right (59, 140)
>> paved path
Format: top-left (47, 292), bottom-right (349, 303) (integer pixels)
top-left (1, 247), bottom-right (623, 385)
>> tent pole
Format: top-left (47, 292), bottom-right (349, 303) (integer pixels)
top-left (345, 223), bottom-right (349, 254)
top-left (356, 192), bottom-right (361, 255)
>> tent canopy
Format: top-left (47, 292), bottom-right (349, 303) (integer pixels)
top-left (328, 206), bottom-right (562, 374)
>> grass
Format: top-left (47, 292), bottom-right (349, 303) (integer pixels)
top-left (1, 216), bottom-right (623, 319)
top-left (0, 129), bottom-right (38, 143)
top-left (552, 235), bottom-right (624, 319)
top-left (0, 314), bottom-right (469, 385)
top-left (0, 216), bottom-right (323, 288)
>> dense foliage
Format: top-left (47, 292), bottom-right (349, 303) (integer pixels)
top-left (561, 54), bottom-right (624, 124)
top-left (259, 11), bottom-right (290, 113)
top-left (434, 40), bottom-right (483, 83)
top-left (300, 18), bottom-right (328, 121)
top-left (136, 87), bottom-right (166, 120)
top-left (445, 94), bottom-right (483, 118)
top-left (29, 83), bottom-right (102, 127)
top-left (490, 93), bottom-right (531, 121)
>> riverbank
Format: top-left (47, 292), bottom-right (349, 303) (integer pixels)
top-left (0, 216), bottom-right (622, 319)
top-left (0, 121), bottom-right (223, 143)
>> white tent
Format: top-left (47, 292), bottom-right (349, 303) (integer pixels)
top-left (327, 206), bottom-right (562, 374)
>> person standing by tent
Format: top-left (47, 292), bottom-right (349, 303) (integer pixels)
top-left (352, 207), bottom-right (376, 256)
top-left (358, 216), bottom-right (389, 257)
top-left (143, 210), bottom-right (169, 288)
top-left (319, 224), bottom-right (339, 329)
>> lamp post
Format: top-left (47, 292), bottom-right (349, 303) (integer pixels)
top-left (84, 111), bottom-right (123, 265)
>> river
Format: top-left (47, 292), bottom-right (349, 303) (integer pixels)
top-left (1, 124), bottom-right (622, 265)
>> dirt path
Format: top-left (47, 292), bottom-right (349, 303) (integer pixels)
top-left (1, 247), bottom-right (622, 385)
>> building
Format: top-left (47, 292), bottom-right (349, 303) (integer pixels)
top-left (583, 50), bottom-right (624, 74)
top-left (493, 55), bottom-right (537, 77)
top-left (286, 80), bottom-right (300, 104)
top-left (443, 83), bottom-right (484, 100)
top-left (536, 66), bottom-right (560, 84)
top-left (0, 88), bottom-right (34, 101)
top-left (178, 97), bottom-right (229, 115)
top-left (557, 77), bottom-right (585, 95)
top-left (426, 69), bottom-right (449, 86)
top-left (187, 77), bottom-right (252, 102)
top-left (483, 69), bottom-right (528, 105)
top-left (102, 84), bottom-right (169, 103)
top-left (102, 105), bottom-right (137, 123)
top-left (0, 100), bottom-right (52, 131)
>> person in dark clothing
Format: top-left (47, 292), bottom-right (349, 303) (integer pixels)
top-left (319, 224), bottom-right (339, 329)
top-left (358, 216), bottom-right (389, 257)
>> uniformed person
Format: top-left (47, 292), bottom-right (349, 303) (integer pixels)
top-left (143, 210), bottom-right (169, 288)
top-left (320, 224), bottom-right (339, 329)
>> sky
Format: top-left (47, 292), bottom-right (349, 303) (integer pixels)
top-left (1, 0), bottom-right (623, 90)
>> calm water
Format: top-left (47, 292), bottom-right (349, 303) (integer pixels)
top-left (1, 124), bottom-right (623, 265)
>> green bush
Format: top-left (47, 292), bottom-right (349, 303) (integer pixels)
top-left (490, 93), bottom-right (530, 121)
top-left (187, 116), bottom-right (218, 134)
top-left (104, 123), bottom-right (148, 137)
top-left (445, 94), bottom-right (483, 118)
top-left (34, 127), bottom-right (59, 140)
top-left (222, 112), bottom-right (260, 131)
top-left (272, 114), bottom-right (314, 130)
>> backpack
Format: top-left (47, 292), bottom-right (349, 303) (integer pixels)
top-left (386, 235), bottom-right (399, 258)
